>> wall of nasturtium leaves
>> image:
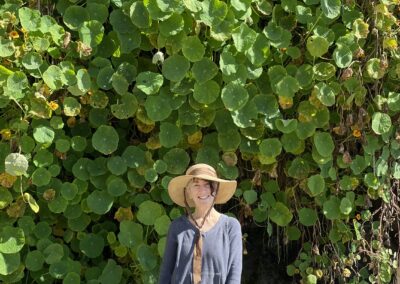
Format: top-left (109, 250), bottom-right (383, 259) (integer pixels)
top-left (0, 0), bottom-right (400, 283)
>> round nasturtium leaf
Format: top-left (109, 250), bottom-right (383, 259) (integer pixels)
top-left (5, 153), bottom-right (28, 176)
top-left (221, 82), bottom-right (249, 111)
top-left (162, 55), bottom-right (190, 82)
top-left (61, 182), bottom-right (78, 200)
top-left (137, 200), bottom-right (163, 226)
top-left (130, 1), bottom-right (151, 28)
top-left (107, 177), bottom-right (127, 197)
top-left (340, 197), bottom-right (353, 215)
top-left (43, 65), bottom-right (63, 90)
top-left (136, 71), bottom-right (164, 95)
top-left (76, 69), bottom-right (91, 93)
top-left (97, 66), bottom-right (114, 90)
top-left (275, 119), bottom-right (297, 134)
top-left (159, 13), bottom-right (184, 37)
top-left (365, 58), bottom-right (386, 79)
top-left (243, 189), bottom-right (257, 204)
top-left (92, 125), bottom-right (119, 155)
top-left (321, 0), bottom-right (341, 19)
top-left (159, 122), bottom-right (182, 148)
top-left (259, 138), bottom-right (282, 157)
top-left (32, 167), bottom-right (52, 187)
top-left (0, 252), bottom-right (20, 275)
top-left (333, 45), bottom-right (352, 68)
top-left (182, 36), bottom-right (205, 62)
top-left (314, 82), bottom-right (336, 107)
top-left (144, 95), bottom-right (172, 121)
top-left (64, 272), bottom-right (81, 284)
top-left (191, 58), bottom-right (219, 84)
top-left (87, 190), bottom-right (114, 215)
top-left (287, 226), bottom-right (301, 241)
top-left (33, 125), bottom-right (55, 145)
top-left (269, 202), bottom-right (293, 226)
top-left (111, 93), bottom-right (138, 119)
top-left (323, 197), bottom-right (341, 220)
top-left (71, 136), bottom-right (87, 152)
top-left (25, 250), bottom-right (44, 272)
top-left (107, 156), bottom-right (127, 175)
top-left (111, 73), bottom-right (129, 95)
top-left (63, 97), bottom-right (81, 116)
top-left (313, 62), bottom-right (336, 81)
top-left (306, 35), bottom-right (329, 58)
top-left (163, 148), bottom-right (190, 174)
top-left (218, 129), bottom-right (241, 151)
top-left (98, 259), bottom-right (123, 284)
top-left (154, 215), bottom-right (171, 236)
top-left (63, 5), bottom-right (89, 30)
top-left (118, 221), bottom-right (143, 248)
top-left (298, 208), bottom-right (318, 226)
top-left (0, 188), bottom-right (12, 209)
top-left (371, 112), bottom-right (391, 135)
top-left (79, 20), bottom-right (104, 48)
top-left (122, 146), bottom-right (146, 168)
top-left (307, 174), bottom-right (325, 196)
top-left (0, 226), bottom-right (25, 254)
top-left (276, 75), bottom-right (300, 98)
top-left (313, 132), bottom-right (334, 157)
top-left (80, 233), bottom-right (104, 258)
top-left (7, 71), bottom-right (28, 90)
top-left (193, 80), bottom-right (220, 104)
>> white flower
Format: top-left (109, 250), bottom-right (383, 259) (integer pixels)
top-left (152, 51), bottom-right (164, 64)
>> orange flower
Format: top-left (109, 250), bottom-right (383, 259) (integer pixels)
top-left (9, 31), bottom-right (19, 39)
top-left (352, 129), bottom-right (361, 138)
top-left (48, 101), bottom-right (59, 111)
top-left (0, 129), bottom-right (12, 140)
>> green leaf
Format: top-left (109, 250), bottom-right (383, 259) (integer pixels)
top-left (63, 5), bottom-right (89, 30)
top-left (218, 129), bottom-right (241, 151)
top-left (182, 36), bottom-right (205, 62)
top-left (76, 69), bottom-right (91, 93)
top-left (276, 76), bottom-right (300, 98)
top-left (159, 13), bottom-right (184, 36)
top-left (111, 93), bottom-right (138, 119)
top-left (314, 82), bottom-right (336, 106)
top-left (0, 188), bottom-right (12, 209)
top-left (191, 58), bottom-right (219, 84)
top-left (107, 177), bottom-right (127, 196)
top-left (314, 132), bottom-right (334, 157)
top-left (298, 208), bottom-right (318, 226)
top-left (269, 202), bottom-right (293, 226)
top-left (221, 82), bottom-right (249, 111)
top-left (98, 260), bottom-right (123, 284)
top-left (87, 190), bottom-right (114, 214)
top-left (307, 174), bottom-right (325, 196)
top-left (0, 226), bottom-right (25, 254)
top-left (154, 215), bottom-right (171, 236)
top-left (245, 33), bottom-right (270, 66)
top-left (25, 250), bottom-right (44, 272)
top-left (137, 244), bottom-right (157, 271)
top-left (137, 201), bottom-right (163, 226)
top-left (313, 62), bottom-right (336, 81)
top-left (19, 7), bottom-right (41, 31)
top-left (7, 71), bottom-right (28, 91)
top-left (307, 36), bottom-right (329, 58)
top-left (63, 97), bottom-right (81, 117)
top-left (163, 148), bottom-right (190, 174)
top-left (33, 125), bottom-right (55, 145)
top-left (340, 197), bottom-right (352, 215)
top-left (159, 122), bottom-right (182, 148)
top-left (79, 20), bottom-right (104, 48)
top-left (259, 138), bottom-right (282, 157)
top-left (275, 119), bottom-right (298, 134)
top-left (144, 95), bottom-right (172, 121)
top-left (0, 252), bottom-right (20, 275)
top-left (371, 112), bottom-right (391, 135)
top-left (80, 233), bottom-right (104, 258)
top-left (366, 58), bottom-right (385, 79)
top-left (199, 0), bottom-right (228, 26)
top-left (162, 55), bottom-right (190, 82)
top-left (323, 197), bottom-right (341, 220)
top-left (232, 23), bottom-right (257, 52)
top-left (136, 72), bottom-right (164, 95)
top-left (333, 45), bottom-right (352, 68)
top-left (243, 189), bottom-right (257, 204)
top-left (87, 3), bottom-right (109, 24)
top-left (193, 80), bottom-right (220, 104)
top-left (32, 167), bottom-right (52, 186)
top-left (118, 221), bottom-right (143, 248)
top-left (130, 2), bottom-right (151, 28)
top-left (5, 153), bottom-right (28, 176)
top-left (43, 65), bottom-right (63, 90)
top-left (92, 125), bottom-right (119, 155)
top-left (321, 0), bottom-right (341, 19)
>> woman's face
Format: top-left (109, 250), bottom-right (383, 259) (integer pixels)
top-left (187, 178), bottom-right (215, 207)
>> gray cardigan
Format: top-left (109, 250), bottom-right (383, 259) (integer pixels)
top-left (158, 214), bottom-right (242, 284)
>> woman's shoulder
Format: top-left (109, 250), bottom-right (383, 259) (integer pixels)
top-left (222, 214), bottom-right (241, 232)
top-left (169, 215), bottom-right (191, 231)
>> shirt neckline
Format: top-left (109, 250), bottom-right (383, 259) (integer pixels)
top-left (184, 214), bottom-right (225, 235)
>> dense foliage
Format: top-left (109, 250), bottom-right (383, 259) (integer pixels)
top-left (1, 0), bottom-right (400, 283)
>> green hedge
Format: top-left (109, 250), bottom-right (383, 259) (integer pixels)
top-left (0, 0), bottom-right (399, 282)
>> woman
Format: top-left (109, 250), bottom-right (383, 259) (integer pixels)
top-left (159, 163), bottom-right (242, 284)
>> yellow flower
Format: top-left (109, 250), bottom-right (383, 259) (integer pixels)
top-left (343, 268), bottom-right (351, 278)
top-left (48, 101), bottom-right (59, 111)
top-left (0, 129), bottom-right (12, 140)
top-left (352, 129), bottom-right (361, 138)
top-left (9, 31), bottom-right (19, 39)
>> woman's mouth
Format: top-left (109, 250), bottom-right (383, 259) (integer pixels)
top-left (198, 195), bottom-right (210, 200)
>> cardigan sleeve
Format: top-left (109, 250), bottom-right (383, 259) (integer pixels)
top-left (226, 217), bottom-right (243, 284)
top-left (158, 222), bottom-right (178, 284)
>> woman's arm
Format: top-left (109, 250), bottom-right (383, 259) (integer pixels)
top-left (226, 218), bottom-right (243, 284)
top-left (158, 223), bottom-right (178, 284)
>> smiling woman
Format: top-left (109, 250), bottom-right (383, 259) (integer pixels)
top-left (159, 164), bottom-right (242, 284)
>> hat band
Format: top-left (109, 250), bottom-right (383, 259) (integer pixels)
top-left (187, 168), bottom-right (217, 178)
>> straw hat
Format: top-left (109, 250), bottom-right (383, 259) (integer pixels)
top-left (167, 163), bottom-right (237, 207)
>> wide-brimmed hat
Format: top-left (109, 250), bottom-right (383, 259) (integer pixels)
top-left (167, 163), bottom-right (237, 207)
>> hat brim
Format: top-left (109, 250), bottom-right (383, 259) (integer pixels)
top-left (168, 174), bottom-right (237, 207)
